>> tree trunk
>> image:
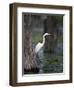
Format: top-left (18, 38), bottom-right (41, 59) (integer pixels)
top-left (22, 14), bottom-right (39, 74)
top-left (44, 16), bottom-right (58, 53)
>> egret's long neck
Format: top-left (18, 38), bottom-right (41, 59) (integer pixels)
top-left (42, 36), bottom-right (45, 45)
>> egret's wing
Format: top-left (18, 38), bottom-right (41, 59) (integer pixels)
top-left (35, 43), bottom-right (43, 53)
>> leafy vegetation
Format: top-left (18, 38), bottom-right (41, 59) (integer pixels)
top-left (32, 30), bottom-right (43, 44)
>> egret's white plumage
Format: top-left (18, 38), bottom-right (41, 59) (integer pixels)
top-left (35, 42), bottom-right (43, 53)
top-left (35, 33), bottom-right (51, 53)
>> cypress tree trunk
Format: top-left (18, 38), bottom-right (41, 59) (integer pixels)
top-left (23, 14), bottom-right (39, 74)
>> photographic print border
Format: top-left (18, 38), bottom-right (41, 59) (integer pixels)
top-left (9, 3), bottom-right (72, 86)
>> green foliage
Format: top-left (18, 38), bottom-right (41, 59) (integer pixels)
top-left (42, 52), bottom-right (63, 73)
top-left (32, 31), bottom-right (43, 44)
top-left (58, 35), bottom-right (63, 43)
top-left (56, 16), bottom-right (63, 25)
top-left (43, 53), bottom-right (60, 65)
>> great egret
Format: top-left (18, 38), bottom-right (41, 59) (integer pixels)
top-left (35, 33), bottom-right (51, 53)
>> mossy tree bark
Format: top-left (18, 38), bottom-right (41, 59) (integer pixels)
top-left (23, 14), bottom-right (39, 73)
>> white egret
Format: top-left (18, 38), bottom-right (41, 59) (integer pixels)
top-left (35, 33), bottom-right (51, 53)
